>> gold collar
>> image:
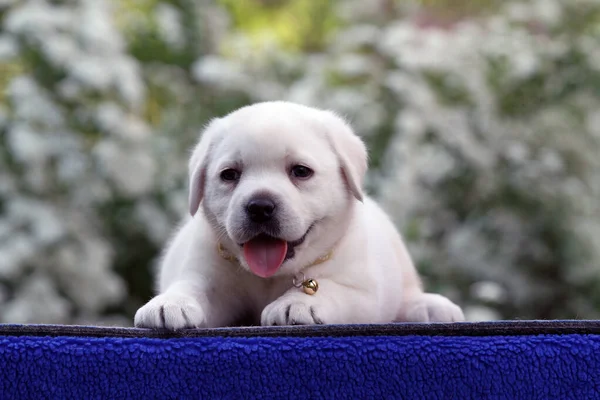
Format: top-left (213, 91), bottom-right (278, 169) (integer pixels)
top-left (216, 242), bottom-right (332, 295)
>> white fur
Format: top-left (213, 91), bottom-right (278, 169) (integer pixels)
top-left (135, 101), bottom-right (464, 329)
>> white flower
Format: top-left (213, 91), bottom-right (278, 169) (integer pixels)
top-left (53, 237), bottom-right (125, 312)
top-left (586, 110), bottom-right (600, 138)
top-left (0, 34), bottom-right (18, 60)
top-left (2, 273), bottom-right (72, 324)
top-left (95, 103), bottom-right (151, 142)
top-left (531, 0), bottom-right (563, 27)
top-left (41, 34), bottom-right (79, 68)
top-left (191, 55), bottom-right (248, 89)
top-left (112, 57), bottom-right (146, 110)
top-left (155, 2), bottom-right (185, 50)
top-left (135, 201), bottom-right (173, 244)
top-left (464, 305), bottom-right (502, 322)
top-left (6, 123), bottom-right (46, 163)
top-left (94, 140), bottom-right (157, 196)
top-left (0, 234), bottom-right (35, 279)
top-left (56, 151), bottom-right (88, 184)
top-left (8, 76), bottom-right (64, 127)
top-left (331, 24), bottom-right (381, 52)
top-left (4, 2), bottom-right (73, 38)
top-left (7, 198), bottom-right (66, 245)
top-left (470, 281), bottom-right (506, 303)
top-left (333, 54), bottom-right (373, 78)
top-left (78, 0), bottom-right (125, 54)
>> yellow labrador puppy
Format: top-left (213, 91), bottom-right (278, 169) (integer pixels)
top-left (135, 101), bottom-right (464, 329)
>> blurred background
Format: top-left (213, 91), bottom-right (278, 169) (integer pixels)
top-left (1, 0), bottom-right (599, 326)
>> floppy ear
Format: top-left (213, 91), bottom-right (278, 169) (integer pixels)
top-left (188, 118), bottom-right (222, 216)
top-left (320, 111), bottom-right (368, 202)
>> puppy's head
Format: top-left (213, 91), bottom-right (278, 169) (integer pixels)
top-left (188, 101), bottom-right (367, 277)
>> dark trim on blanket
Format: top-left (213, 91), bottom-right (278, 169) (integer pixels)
top-left (1, 320), bottom-right (600, 339)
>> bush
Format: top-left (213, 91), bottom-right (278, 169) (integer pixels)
top-left (1, 0), bottom-right (599, 324)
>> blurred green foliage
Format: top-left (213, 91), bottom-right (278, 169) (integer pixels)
top-left (218, 0), bottom-right (340, 52)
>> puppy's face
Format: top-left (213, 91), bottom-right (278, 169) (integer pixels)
top-left (189, 102), bottom-right (367, 278)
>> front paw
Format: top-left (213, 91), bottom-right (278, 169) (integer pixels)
top-left (402, 293), bottom-right (465, 323)
top-left (134, 293), bottom-right (206, 330)
top-left (261, 295), bottom-right (326, 326)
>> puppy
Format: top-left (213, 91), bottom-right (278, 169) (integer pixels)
top-left (134, 101), bottom-right (464, 329)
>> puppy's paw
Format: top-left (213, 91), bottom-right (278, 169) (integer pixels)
top-left (402, 293), bottom-right (465, 323)
top-left (134, 293), bottom-right (206, 330)
top-left (261, 295), bottom-right (326, 326)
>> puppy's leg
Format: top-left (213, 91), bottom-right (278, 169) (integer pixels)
top-left (398, 292), bottom-right (465, 323)
top-left (134, 280), bottom-right (209, 329)
top-left (261, 279), bottom-right (380, 326)
top-left (135, 274), bottom-right (249, 329)
top-left (396, 248), bottom-right (465, 323)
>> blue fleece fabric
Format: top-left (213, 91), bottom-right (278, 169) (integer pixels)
top-left (1, 332), bottom-right (600, 399)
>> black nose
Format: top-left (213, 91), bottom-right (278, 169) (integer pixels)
top-left (246, 197), bottom-right (276, 223)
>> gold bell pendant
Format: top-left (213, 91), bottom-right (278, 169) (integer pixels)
top-left (293, 273), bottom-right (319, 295)
top-left (302, 279), bottom-right (319, 295)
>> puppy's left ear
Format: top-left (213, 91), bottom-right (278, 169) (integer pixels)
top-left (320, 111), bottom-right (368, 202)
top-left (188, 118), bottom-right (222, 216)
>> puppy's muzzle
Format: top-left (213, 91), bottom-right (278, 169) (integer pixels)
top-left (246, 196), bottom-right (276, 223)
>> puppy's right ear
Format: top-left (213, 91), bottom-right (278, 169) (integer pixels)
top-left (188, 118), bottom-right (222, 216)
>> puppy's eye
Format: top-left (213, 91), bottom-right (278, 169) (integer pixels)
top-left (290, 165), bottom-right (313, 179)
top-left (220, 168), bottom-right (241, 182)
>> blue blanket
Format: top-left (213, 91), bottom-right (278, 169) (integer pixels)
top-left (1, 321), bottom-right (599, 399)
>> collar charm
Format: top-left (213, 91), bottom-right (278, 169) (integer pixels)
top-left (293, 273), bottom-right (319, 295)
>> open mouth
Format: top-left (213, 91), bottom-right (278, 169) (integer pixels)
top-left (240, 224), bottom-right (314, 278)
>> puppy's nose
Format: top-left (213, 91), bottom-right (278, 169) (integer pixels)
top-left (246, 197), bottom-right (276, 223)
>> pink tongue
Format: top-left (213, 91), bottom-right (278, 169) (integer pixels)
top-left (243, 237), bottom-right (288, 278)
